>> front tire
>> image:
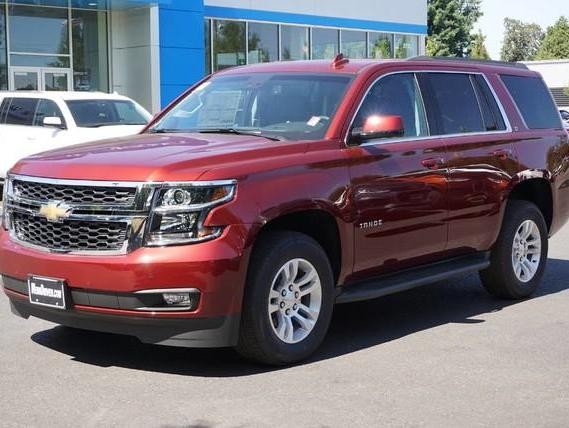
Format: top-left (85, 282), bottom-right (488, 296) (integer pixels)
top-left (480, 200), bottom-right (548, 299)
top-left (236, 231), bottom-right (335, 365)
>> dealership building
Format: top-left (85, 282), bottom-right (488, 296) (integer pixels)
top-left (0, 0), bottom-right (427, 112)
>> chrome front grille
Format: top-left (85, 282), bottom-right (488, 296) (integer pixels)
top-left (12, 179), bottom-right (136, 206)
top-left (3, 175), bottom-right (155, 255)
top-left (13, 213), bottom-right (128, 252)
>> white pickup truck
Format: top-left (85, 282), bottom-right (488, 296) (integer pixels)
top-left (0, 91), bottom-right (152, 196)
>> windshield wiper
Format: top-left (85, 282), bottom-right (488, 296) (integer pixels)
top-left (147, 128), bottom-right (183, 134)
top-left (197, 128), bottom-right (285, 141)
top-left (83, 122), bottom-right (147, 128)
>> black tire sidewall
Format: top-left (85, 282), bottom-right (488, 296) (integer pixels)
top-left (244, 232), bottom-right (335, 364)
top-left (490, 201), bottom-right (548, 298)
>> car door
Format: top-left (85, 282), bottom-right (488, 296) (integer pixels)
top-left (418, 72), bottom-right (518, 253)
top-left (348, 72), bottom-right (449, 279)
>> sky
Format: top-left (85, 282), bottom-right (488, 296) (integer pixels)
top-left (474, 0), bottom-right (569, 60)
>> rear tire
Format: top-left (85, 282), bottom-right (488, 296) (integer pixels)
top-left (480, 200), bottom-right (548, 299)
top-left (236, 231), bottom-right (334, 365)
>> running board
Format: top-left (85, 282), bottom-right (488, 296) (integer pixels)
top-left (336, 252), bottom-right (490, 304)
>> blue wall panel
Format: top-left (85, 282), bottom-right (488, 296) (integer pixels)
top-left (204, 6), bottom-right (427, 35)
top-left (158, 0), bottom-right (205, 107)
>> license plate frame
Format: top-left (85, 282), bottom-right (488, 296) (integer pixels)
top-left (28, 275), bottom-right (67, 310)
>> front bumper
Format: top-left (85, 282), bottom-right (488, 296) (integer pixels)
top-left (5, 284), bottom-right (239, 347)
top-left (0, 225), bottom-right (252, 347)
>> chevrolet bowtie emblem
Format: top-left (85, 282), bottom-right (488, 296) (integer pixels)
top-left (39, 201), bottom-right (71, 223)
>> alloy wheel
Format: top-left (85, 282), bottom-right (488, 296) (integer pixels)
top-left (267, 258), bottom-right (322, 344)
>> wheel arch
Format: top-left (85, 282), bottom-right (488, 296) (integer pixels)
top-left (248, 207), bottom-right (345, 286)
top-left (507, 176), bottom-right (553, 232)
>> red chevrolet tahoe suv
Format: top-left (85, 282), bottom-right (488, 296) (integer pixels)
top-left (2, 57), bottom-right (568, 365)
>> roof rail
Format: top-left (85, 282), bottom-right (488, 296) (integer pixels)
top-left (409, 56), bottom-right (529, 70)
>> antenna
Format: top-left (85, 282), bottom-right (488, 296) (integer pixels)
top-left (332, 53), bottom-right (350, 69)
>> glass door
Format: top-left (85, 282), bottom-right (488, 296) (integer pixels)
top-left (42, 69), bottom-right (71, 91)
top-left (9, 67), bottom-right (71, 91)
top-left (10, 67), bottom-right (40, 91)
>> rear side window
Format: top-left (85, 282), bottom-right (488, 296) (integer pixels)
top-left (472, 75), bottom-right (507, 132)
top-left (420, 73), bottom-right (485, 135)
top-left (501, 75), bottom-right (561, 129)
top-left (3, 98), bottom-right (39, 126)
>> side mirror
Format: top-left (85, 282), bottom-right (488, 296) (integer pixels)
top-left (43, 116), bottom-right (64, 129)
top-left (350, 115), bottom-right (404, 144)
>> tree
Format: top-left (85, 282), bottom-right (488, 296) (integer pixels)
top-left (500, 18), bottom-right (544, 62)
top-left (536, 16), bottom-right (569, 60)
top-left (470, 30), bottom-right (491, 59)
top-left (427, 0), bottom-right (483, 57)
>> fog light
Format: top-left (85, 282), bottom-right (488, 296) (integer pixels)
top-left (163, 292), bottom-right (192, 305)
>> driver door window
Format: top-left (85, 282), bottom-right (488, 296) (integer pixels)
top-left (354, 73), bottom-right (429, 140)
top-left (33, 99), bottom-right (65, 127)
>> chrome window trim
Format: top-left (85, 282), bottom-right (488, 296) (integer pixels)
top-left (344, 69), bottom-right (513, 148)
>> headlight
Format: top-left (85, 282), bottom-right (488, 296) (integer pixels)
top-left (145, 180), bottom-right (236, 246)
top-left (1, 177), bottom-right (7, 230)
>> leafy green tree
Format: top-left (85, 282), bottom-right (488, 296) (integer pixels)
top-left (500, 18), bottom-right (544, 62)
top-left (371, 38), bottom-right (392, 59)
top-left (427, 0), bottom-right (483, 57)
top-left (470, 30), bottom-right (491, 59)
top-left (536, 16), bottom-right (569, 60)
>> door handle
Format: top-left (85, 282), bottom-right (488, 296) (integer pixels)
top-left (421, 157), bottom-right (445, 169)
top-left (491, 149), bottom-right (512, 160)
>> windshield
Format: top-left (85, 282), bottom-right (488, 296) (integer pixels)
top-left (150, 73), bottom-right (353, 141)
top-left (66, 99), bottom-right (150, 128)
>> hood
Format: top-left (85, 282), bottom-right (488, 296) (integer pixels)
top-left (9, 132), bottom-right (307, 182)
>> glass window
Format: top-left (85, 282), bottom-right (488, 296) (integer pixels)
top-left (353, 73), bottom-right (428, 139)
top-left (33, 99), bottom-right (65, 127)
top-left (9, 0), bottom-right (68, 6)
top-left (9, 6), bottom-right (69, 55)
top-left (72, 9), bottom-right (109, 92)
top-left (212, 20), bottom-right (246, 71)
top-left (70, 0), bottom-right (108, 10)
top-left (66, 100), bottom-right (149, 127)
top-left (394, 34), bottom-right (418, 58)
top-left (423, 73), bottom-right (485, 135)
top-left (311, 28), bottom-right (338, 60)
top-left (152, 73), bottom-right (353, 141)
top-left (472, 75), bottom-right (506, 131)
top-left (10, 54), bottom-right (69, 68)
top-left (281, 25), bottom-right (309, 61)
top-left (205, 19), bottom-right (211, 74)
top-left (369, 32), bottom-right (393, 59)
top-left (501, 75), bottom-right (562, 130)
top-left (0, 6), bottom-right (6, 90)
top-left (248, 22), bottom-right (278, 64)
top-left (341, 30), bottom-right (366, 59)
top-left (4, 97), bottom-right (39, 126)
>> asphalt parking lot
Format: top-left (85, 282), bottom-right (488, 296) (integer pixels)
top-left (1, 226), bottom-right (569, 428)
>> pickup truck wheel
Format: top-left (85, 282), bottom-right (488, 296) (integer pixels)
top-left (236, 231), bottom-right (334, 365)
top-left (480, 200), bottom-right (548, 299)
